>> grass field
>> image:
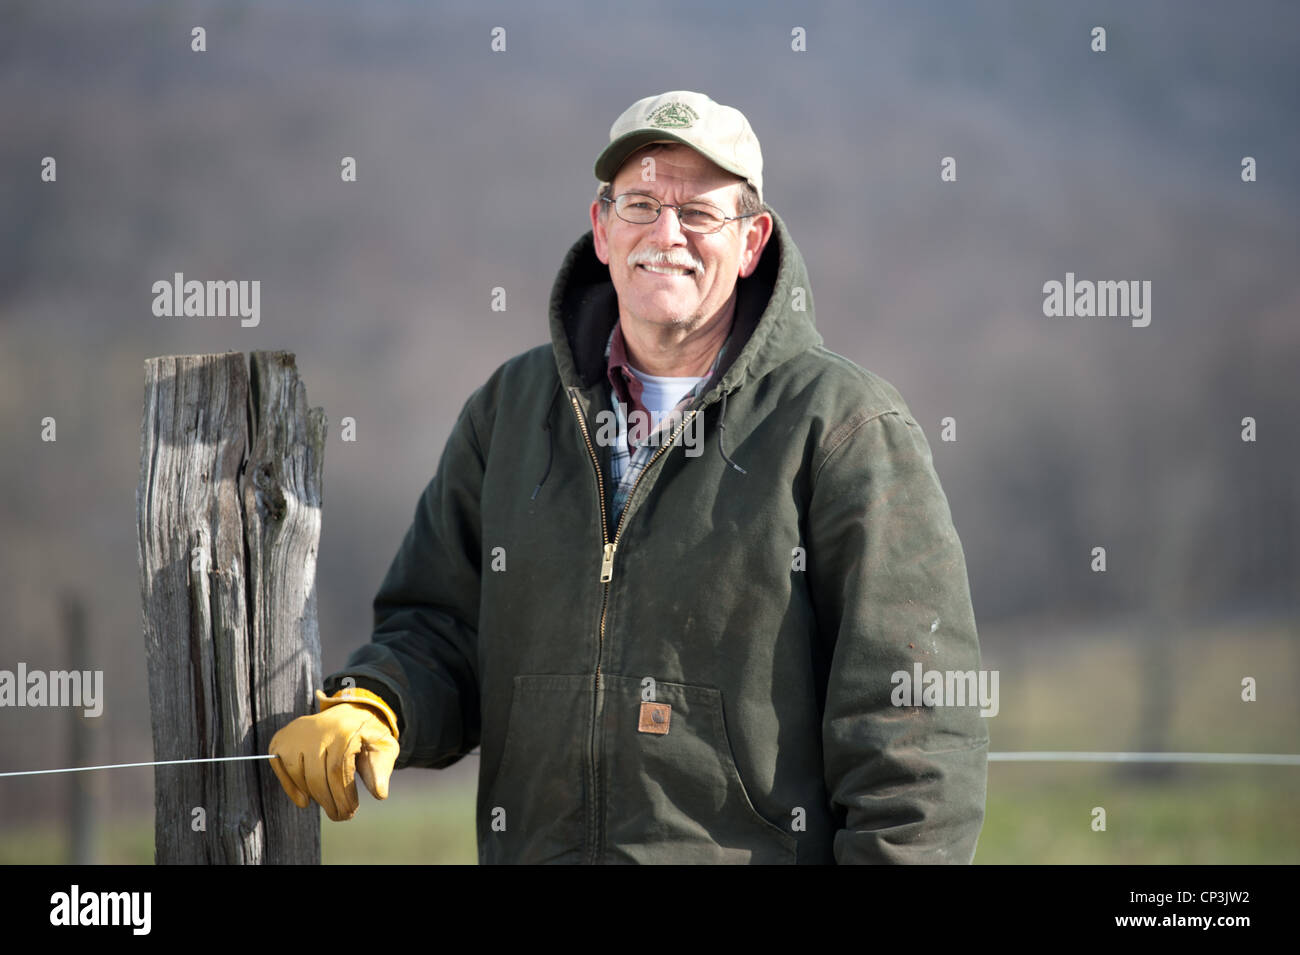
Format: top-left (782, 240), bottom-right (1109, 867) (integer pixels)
top-left (3, 623), bottom-right (1296, 864)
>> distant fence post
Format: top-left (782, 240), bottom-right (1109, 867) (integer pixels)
top-left (136, 351), bottom-right (326, 864)
top-left (62, 591), bottom-right (96, 864)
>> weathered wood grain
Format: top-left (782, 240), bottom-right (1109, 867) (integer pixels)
top-left (244, 351), bottom-right (326, 864)
top-left (136, 351), bottom-right (324, 864)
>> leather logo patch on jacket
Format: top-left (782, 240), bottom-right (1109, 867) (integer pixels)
top-left (638, 702), bottom-right (672, 735)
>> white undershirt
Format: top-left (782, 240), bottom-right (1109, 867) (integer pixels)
top-left (627, 364), bottom-right (706, 430)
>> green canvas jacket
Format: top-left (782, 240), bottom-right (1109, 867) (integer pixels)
top-left (325, 208), bottom-right (989, 864)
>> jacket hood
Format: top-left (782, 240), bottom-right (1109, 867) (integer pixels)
top-left (547, 206), bottom-right (823, 405)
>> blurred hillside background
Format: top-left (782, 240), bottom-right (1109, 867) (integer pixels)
top-left (1, 0), bottom-right (1296, 863)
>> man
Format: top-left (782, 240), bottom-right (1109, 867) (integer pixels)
top-left (270, 90), bottom-right (989, 864)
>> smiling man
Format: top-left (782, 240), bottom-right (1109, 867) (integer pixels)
top-left (270, 90), bottom-right (989, 864)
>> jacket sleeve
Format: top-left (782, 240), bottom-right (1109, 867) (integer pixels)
top-left (807, 406), bottom-right (988, 864)
top-left (323, 391), bottom-right (485, 770)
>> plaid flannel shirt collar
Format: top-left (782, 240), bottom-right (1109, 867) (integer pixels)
top-left (604, 320), bottom-right (731, 444)
top-left (604, 320), bottom-right (732, 524)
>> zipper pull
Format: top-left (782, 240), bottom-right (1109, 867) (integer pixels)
top-left (600, 542), bottom-right (617, 582)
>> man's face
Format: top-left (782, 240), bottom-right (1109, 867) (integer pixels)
top-left (591, 144), bottom-right (771, 332)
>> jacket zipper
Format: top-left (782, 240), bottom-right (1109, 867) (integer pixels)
top-left (568, 387), bottom-right (701, 862)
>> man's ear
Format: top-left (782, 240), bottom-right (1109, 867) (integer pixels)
top-left (590, 197), bottom-right (610, 265)
top-left (737, 212), bottom-right (774, 279)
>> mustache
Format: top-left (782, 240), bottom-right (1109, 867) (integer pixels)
top-left (627, 247), bottom-right (704, 272)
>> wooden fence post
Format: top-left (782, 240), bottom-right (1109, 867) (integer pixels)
top-left (136, 351), bottom-right (326, 864)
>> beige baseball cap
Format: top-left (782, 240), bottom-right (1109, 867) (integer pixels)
top-left (594, 90), bottom-right (764, 204)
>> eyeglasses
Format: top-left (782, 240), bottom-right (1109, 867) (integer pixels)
top-left (602, 192), bottom-right (759, 235)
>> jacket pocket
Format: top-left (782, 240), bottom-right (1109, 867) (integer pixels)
top-left (602, 677), bottom-right (798, 863)
top-left (478, 674), bottom-right (592, 864)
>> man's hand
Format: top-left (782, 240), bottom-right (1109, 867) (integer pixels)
top-left (268, 688), bottom-right (400, 821)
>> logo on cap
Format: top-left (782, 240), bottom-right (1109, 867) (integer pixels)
top-left (648, 102), bottom-right (698, 129)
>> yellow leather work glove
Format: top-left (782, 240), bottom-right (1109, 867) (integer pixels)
top-left (268, 687), bottom-right (400, 822)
